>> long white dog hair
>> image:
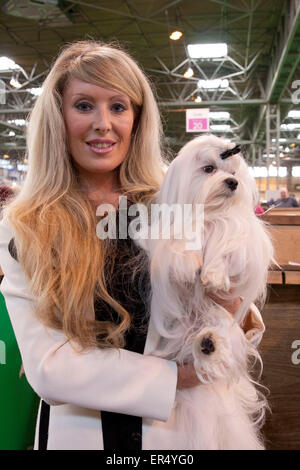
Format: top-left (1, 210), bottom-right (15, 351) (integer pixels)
top-left (141, 134), bottom-right (274, 450)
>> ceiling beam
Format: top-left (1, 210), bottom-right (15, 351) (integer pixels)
top-left (159, 99), bottom-right (266, 107)
top-left (252, 0), bottom-right (300, 143)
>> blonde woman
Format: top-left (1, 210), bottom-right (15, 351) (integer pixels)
top-left (0, 41), bottom-right (264, 450)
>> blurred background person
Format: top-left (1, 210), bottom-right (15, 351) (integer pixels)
top-left (274, 188), bottom-right (299, 208)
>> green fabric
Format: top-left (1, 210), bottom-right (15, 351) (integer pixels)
top-left (0, 292), bottom-right (39, 450)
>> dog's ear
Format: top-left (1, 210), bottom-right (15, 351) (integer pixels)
top-left (158, 158), bottom-right (181, 204)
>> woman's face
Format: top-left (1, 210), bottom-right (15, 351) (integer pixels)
top-left (62, 78), bottom-right (135, 182)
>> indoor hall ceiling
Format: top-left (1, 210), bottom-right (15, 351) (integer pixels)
top-left (0, 0), bottom-right (300, 165)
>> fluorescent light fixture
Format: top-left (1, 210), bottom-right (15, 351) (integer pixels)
top-left (29, 87), bottom-right (43, 96)
top-left (288, 110), bottom-right (300, 118)
top-left (198, 79), bottom-right (228, 89)
top-left (210, 124), bottom-right (231, 132)
top-left (280, 123), bottom-right (300, 131)
top-left (0, 56), bottom-right (20, 71)
top-left (209, 112), bottom-right (230, 120)
top-left (170, 31), bottom-right (182, 40)
top-left (262, 153), bottom-right (275, 158)
top-left (297, 134), bottom-right (300, 139)
top-left (187, 43), bottom-right (227, 58)
top-left (8, 119), bottom-right (26, 126)
top-left (272, 138), bottom-right (287, 142)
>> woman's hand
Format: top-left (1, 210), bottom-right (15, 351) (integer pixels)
top-left (177, 363), bottom-right (200, 389)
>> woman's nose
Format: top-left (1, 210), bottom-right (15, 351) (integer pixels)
top-left (93, 108), bottom-right (111, 133)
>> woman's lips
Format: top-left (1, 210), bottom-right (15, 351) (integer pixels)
top-left (86, 141), bottom-right (116, 154)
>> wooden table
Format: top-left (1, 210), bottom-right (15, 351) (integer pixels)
top-left (260, 285), bottom-right (300, 450)
top-left (258, 209), bottom-right (300, 448)
top-left (261, 209), bottom-right (300, 285)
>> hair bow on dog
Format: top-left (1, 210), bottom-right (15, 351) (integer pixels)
top-left (220, 145), bottom-right (241, 160)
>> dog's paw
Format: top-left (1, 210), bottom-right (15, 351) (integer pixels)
top-left (193, 330), bottom-right (217, 362)
top-left (200, 335), bottom-right (216, 355)
top-left (193, 328), bottom-right (231, 383)
top-left (200, 270), bottom-right (230, 292)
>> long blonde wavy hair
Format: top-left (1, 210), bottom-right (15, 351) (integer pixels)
top-left (4, 40), bottom-right (165, 350)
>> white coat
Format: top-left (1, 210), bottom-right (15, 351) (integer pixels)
top-left (0, 217), bottom-right (265, 450)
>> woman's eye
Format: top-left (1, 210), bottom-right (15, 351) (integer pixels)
top-left (75, 101), bottom-right (92, 112)
top-left (203, 165), bottom-right (215, 173)
top-left (112, 102), bottom-right (127, 113)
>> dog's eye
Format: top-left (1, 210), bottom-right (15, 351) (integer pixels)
top-left (202, 165), bottom-right (215, 173)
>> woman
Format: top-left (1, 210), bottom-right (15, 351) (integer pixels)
top-left (0, 41), bottom-right (264, 450)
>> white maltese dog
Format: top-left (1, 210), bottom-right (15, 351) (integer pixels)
top-left (141, 134), bottom-right (274, 450)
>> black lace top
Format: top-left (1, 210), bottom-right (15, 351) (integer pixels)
top-left (94, 204), bottom-right (151, 450)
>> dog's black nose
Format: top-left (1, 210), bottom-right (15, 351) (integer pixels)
top-left (201, 336), bottom-right (215, 355)
top-left (225, 178), bottom-right (238, 191)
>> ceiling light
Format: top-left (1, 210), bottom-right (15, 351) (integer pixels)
top-left (170, 31), bottom-right (182, 40)
top-left (183, 67), bottom-right (194, 78)
top-left (10, 77), bottom-right (21, 88)
top-left (210, 124), bottom-right (231, 132)
top-left (29, 87), bottom-right (43, 96)
top-left (3, 154), bottom-right (10, 159)
top-left (209, 112), bottom-right (230, 120)
top-left (198, 79), bottom-right (228, 89)
top-left (280, 123), bottom-right (300, 130)
top-left (187, 43), bottom-right (228, 59)
top-left (288, 110), bottom-right (300, 118)
top-left (194, 95), bottom-right (202, 103)
top-left (8, 119), bottom-right (26, 126)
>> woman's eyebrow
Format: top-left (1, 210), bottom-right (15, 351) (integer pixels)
top-left (111, 94), bottom-right (129, 100)
top-left (73, 93), bottom-right (93, 98)
top-left (72, 93), bottom-right (129, 101)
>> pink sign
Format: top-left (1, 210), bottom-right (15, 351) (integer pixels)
top-left (188, 118), bottom-right (209, 131)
